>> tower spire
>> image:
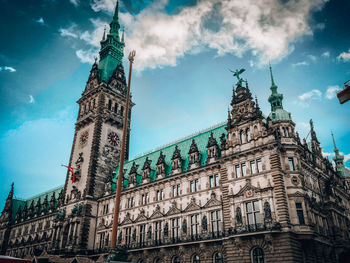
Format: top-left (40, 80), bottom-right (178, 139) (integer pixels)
top-left (109, 0), bottom-right (120, 36)
top-left (331, 131), bottom-right (340, 156)
top-left (269, 62), bottom-right (276, 88)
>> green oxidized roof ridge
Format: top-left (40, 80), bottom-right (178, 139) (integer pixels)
top-left (113, 122), bottom-right (227, 187)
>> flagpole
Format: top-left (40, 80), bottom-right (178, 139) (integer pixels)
top-left (110, 50), bottom-right (136, 250)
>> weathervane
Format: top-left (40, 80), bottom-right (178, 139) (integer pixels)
top-left (230, 68), bottom-right (246, 87)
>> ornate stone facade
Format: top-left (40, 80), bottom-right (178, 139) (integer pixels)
top-left (1, 4), bottom-right (350, 263)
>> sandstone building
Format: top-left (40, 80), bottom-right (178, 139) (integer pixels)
top-left (1, 2), bottom-right (350, 263)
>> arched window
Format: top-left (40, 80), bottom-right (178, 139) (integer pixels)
top-left (240, 130), bottom-right (245, 144)
top-left (251, 247), bottom-right (264, 263)
top-left (282, 127), bottom-right (286, 137)
top-left (286, 128), bottom-right (290, 137)
top-left (192, 254), bottom-right (200, 263)
top-left (120, 106), bottom-right (124, 116)
top-left (154, 258), bottom-right (162, 263)
top-left (138, 260), bottom-right (145, 263)
top-left (246, 128), bottom-right (251, 142)
top-left (172, 256), bottom-right (180, 263)
top-left (213, 252), bottom-right (223, 263)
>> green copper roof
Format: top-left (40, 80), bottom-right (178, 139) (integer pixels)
top-left (113, 123), bottom-right (227, 189)
top-left (11, 185), bottom-right (63, 223)
top-left (268, 108), bottom-right (292, 122)
top-left (98, 0), bottom-right (125, 83)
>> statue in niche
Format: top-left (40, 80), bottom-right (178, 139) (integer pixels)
top-left (132, 229), bottom-right (137, 241)
top-left (164, 222), bottom-right (169, 237)
top-left (202, 215), bottom-right (208, 231)
top-left (147, 226), bottom-right (152, 239)
top-left (236, 207), bottom-right (242, 224)
top-left (74, 153), bottom-right (84, 181)
top-left (182, 219), bottom-right (187, 234)
top-left (264, 202), bottom-right (272, 220)
top-left (118, 231), bottom-right (122, 243)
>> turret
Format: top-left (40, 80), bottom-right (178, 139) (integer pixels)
top-left (332, 132), bottom-right (350, 178)
top-left (267, 65), bottom-right (292, 122)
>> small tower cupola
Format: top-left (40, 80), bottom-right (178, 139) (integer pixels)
top-left (267, 65), bottom-right (292, 122)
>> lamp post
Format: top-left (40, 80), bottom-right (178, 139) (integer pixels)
top-left (109, 50), bottom-right (136, 260)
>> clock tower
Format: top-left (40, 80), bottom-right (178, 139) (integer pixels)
top-left (59, 1), bottom-right (132, 250)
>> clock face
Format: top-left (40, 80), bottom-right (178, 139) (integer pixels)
top-left (108, 131), bottom-right (120, 147)
top-left (79, 131), bottom-right (89, 145)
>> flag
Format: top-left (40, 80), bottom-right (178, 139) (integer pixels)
top-left (62, 165), bottom-right (75, 183)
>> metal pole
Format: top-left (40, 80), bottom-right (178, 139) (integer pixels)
top-left (110, 50), bottom-right (136, 250)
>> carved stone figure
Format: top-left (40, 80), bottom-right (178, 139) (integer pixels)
top-left (147, 226), bottom-right (152, 239)
top-left (164, 222), bottom-right (169, 237)
top-left (236, 207), bottom-right (242, 224)
top-left (182, 219), bottom-right (187, 234)
top-left (132, 229), bottom-right (137, 241)
top-left (264, 202), bottom-right (272, 220)
top-left (202, 215), bottom-right (208, 231)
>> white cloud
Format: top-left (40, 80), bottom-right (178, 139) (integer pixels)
top-left (76, 49), bottom-right (96, 64)
top-left (337, 49), bottom-right (350, 62)
top-left (308, 54), bottom-right (316, 61)
top-left (296, 121), bottom-right (310, 139)
top-left (322, 51), bottom-right (330, 57)
top-left (29, 95), bottom-right (35, 104)
top-left (70, 0), bottom-right (79, 6)
top-left (325, 85), bottom-right (341, 99)
top-left (35, 17), bottom-right (45, 25)
top-left (299, 89), bottom-right (322, 101)
top-left (59, 26), bottom-right (78, 38)
top-left (292, 61), bottom-right (309, 67)
top-left (86, 0), bottom-right (328, 71)
top-left (0, 66), bottom-right (16, 72)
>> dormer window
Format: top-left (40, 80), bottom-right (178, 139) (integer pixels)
top-left (156, 151), bottom-right (166, 178)
top-left (240, 130), bottom-right (246, 144)
top-left (246, 128), bottom-right (251, 142)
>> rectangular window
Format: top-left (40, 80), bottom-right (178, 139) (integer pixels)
top-left (171, 218), bottom-right (179, 241)
top-left (114, 102), bottom-right (118, 113)
top-left (141, 194), bottom-right (148, 205)
top-left (257, 159), bottom-right (262, 173)
top-left (296, 203), bottom-right (305, 225)
top-left (288, 158), bottom-right (295, 171)
top-left (250, 160), bottom-right (256, 174)
top-left (214, 174), bottom-right (219, 186)
top-left (125, 227), bottom-right (131, 245)
top-left (108, 100), bottom-right (112, 110)
top-left (190, 180), bottom-right (195, 193)
top-left (241, 163), bottom-right (247, 177)
top-left (155, 221), bottom-right (162, 243)
top-left (210, 210), bottom-right (221, 235)
top-left (156, 190), bottom-right (163, 201)
top-left (139, 224), bottom-right (146, 246)
top-left (173, 184), bottom-right (180, 197)
top-left (190, 180), bottom-right (199, 192)
top-left (209, 175), bottom-right (214, 188)
top-left (246, 201), bottom-right (262, 230)
top-left (235, 165), bottom-right (241, 178)
top-left (190, 214), bottom-right (199, 237)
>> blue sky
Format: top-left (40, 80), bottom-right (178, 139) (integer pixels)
top-left (0, 0), bottom-right (349, 207)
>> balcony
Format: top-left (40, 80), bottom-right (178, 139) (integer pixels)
top-left (230, 222), bottom-right (281, 236)
top-left (119, 231), bottom-right (224, 250)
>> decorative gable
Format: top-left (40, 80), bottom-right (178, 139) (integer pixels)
top-left (121, 212), bottom-right (133, 225)
top-left (232, 179), bottom-right (272, 198)
top-left (150, 205), bottom-right (164, 219)
top-left (203, 192), bottom-right (222, 208)
top-left (184, 197), bottom-right (201, 213)
top-left (134, 209), bottom-right (148, 223)
top-left (166, 201), bottom-right (181, 216)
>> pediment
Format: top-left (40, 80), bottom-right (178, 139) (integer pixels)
top-left (150, 210), bottom-right (164, 220)
top-left (203, 194), bottom-right (221, 208)
top-left (121, 214), bottom-right (133, 225)
top-left (233, 179), bottom-right (272, 198)
top-left (134, 212), bottom-right (148, 223)
top-left (166, 202), bottom-right (181, 216)
top-left (184, 198), bottom-right (200, 212)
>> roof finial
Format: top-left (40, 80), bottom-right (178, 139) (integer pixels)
top-left (331, 131), bottom-right (339, 153)
top-left (255, 95), bottom-right (259, 109)
top-left (121, 27), bottom-right (125, 43)
top-left (102, 25), bottom-right (106, 41)
top-left (269, 61), bottom-right (276, 87)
